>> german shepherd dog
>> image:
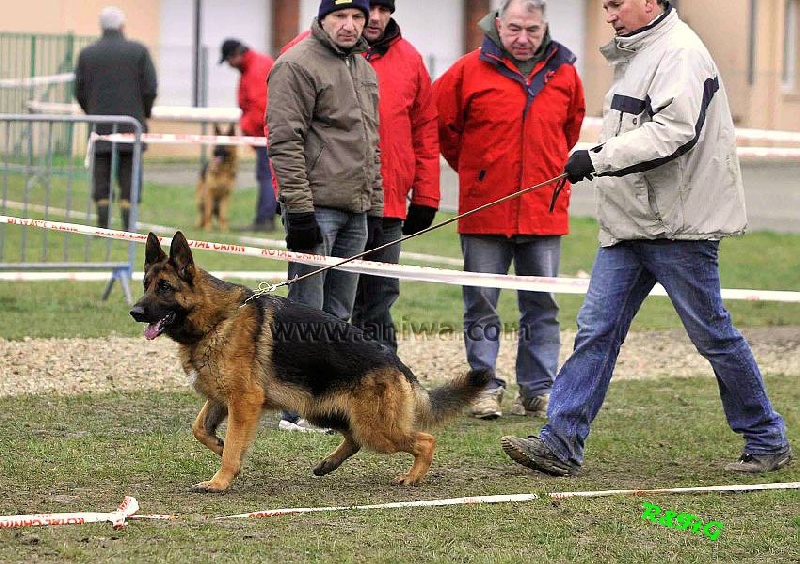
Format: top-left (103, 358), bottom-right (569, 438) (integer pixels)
top-left (195, 124), bottom-right (238, 231)
top-left (129, 231), bottom-right (492, 492)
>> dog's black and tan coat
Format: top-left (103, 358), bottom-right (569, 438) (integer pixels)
top-left (130, 232), bottom-right (491, 492)
top-left (195, 124), bottom-right (237, 232)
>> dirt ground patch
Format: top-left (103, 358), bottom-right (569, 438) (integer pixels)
top-left (2, 326), bottom-right (798, 398)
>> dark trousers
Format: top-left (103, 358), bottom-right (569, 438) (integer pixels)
top-left (352, 218), bottom-right (403, 350)
top-left (254, 146), bottom-right (277, 224)
top-left (93, 152), bottom-right (142, 204)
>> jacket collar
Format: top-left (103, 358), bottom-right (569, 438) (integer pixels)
top-left (600, 5), bottom-right (676, 62)
top-left (311, 18), bottom-right (369, 57)
top-left (366, 18), bottom-right (401, 58)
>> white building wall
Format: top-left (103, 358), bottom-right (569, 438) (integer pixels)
top-left (159, 0), bottom-right (271, 108)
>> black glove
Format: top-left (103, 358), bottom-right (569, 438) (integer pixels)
top-left (285, 212), bottom-right (322, 251)
top-left (564, 150), bottom-right (595, 183)
top-left (365, 215), bottom-right (384, 250)
top-left (402, 204), bottom-right (437, 235)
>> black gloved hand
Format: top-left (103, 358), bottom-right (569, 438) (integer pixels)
top-left (402, 204), bottom-right (437, 235)
top-left (564, 150), bottom-right (595, 183)
top-left (365, 215), bottom-right (384, 250)
top-left (285, 212), bottom-right (322, 251)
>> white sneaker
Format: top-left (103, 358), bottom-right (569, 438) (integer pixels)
top-left (470, 387), bottom-right (504, 419)
top-left (510, 393), bottom-right (549, 418)
top-left (278, 418), bottom-right (334, 435)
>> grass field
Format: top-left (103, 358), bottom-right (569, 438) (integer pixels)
top-left (0, 173), bottom-right (798, 562)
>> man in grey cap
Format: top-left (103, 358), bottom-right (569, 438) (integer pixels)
top-left (74, 6), bottom-right (158, 231)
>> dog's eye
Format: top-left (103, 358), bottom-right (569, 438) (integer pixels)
top-left (158, 280), bottom-right (173, 293)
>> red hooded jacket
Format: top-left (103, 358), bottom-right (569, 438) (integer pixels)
top-left (274, 21), bottom-right (440, 219)
top-left (237, 48), bottom-right (273, 137)
top-left (433, 36), bottom-right (585, 235)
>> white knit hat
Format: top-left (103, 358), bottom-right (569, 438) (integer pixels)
top-left (99, 6), bottom-right (126, 31)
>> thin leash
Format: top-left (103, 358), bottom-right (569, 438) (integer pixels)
top-left (244, 173), bottom-right (568, 303)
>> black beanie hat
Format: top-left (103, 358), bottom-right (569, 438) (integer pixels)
top-left (219, 38), bottom-right (244, 64)
top-left (370, 0), bottom-right (395, 13)
top-left (318, 0), bottom-right (370, 20)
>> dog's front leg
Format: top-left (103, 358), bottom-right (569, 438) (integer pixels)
top-left (191, 399), bottom-right (227, 456)
top-left (191, 392), bottom-right (263, 492)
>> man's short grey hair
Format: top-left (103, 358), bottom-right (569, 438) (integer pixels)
top-left (498, 0), bottom-right (547, 20)
top-left (99, 6), bottom-right (126, 31)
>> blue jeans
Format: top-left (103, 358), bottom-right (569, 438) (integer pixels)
top-left (461, 234), bottom-right (562, 399)
top-left (540, 239), bottom-right (788, 466)
top-left (254, 146), bottom-right (277, 225)
top-left (285, 206), bottom-right (368, 321)
top-left (282, 206), bottom-right (368, 423)
top-left (352, 218), bottom-right (402, 350)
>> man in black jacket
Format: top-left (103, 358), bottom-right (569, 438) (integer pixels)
top-left (75, 6), bottom-right (158, 231)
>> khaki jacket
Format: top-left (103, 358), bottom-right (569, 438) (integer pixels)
top-left (589, 8), bottom-right (747, 246)
top-left (267, 20), bottom-right (383, 216)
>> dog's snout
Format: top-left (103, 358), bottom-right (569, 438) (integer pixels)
top-left (130, 304), bottom-right (146, 322)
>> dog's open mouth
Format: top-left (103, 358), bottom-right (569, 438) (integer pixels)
top-left (144, 312), bottom-right (176, 340)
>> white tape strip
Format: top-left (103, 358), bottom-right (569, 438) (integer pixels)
top-left (2, 215), bottom-right (799, 302)
top-left (217, 481), bottom-right (800, 519)
top-left (89, 131), bottom-right (266, 147)
top-left (0, 73), bottom-right (75, 89)
top-left (0, 496), bottom-right (139, 530)
top-left (27, 101), bottom-right (241, 123)
top-left (582, 116), bottom-right (800, 145)
top-left (0, 271), bottom-right (286, 282)
top-left (573, 142), bottom-right (800, 159)
top-left (25, 103), bottom-right (800, 145)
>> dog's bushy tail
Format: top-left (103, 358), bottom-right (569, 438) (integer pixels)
top-left (415, 369), bottom-right (494, 428)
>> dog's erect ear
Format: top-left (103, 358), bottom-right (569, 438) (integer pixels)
top-left (169, 231), bottom-right (195, 282)
top-left (144, 232), bottom-right (167, 272)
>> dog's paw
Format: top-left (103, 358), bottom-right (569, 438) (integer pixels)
top-left (391, 473), bottom-right (422, 486)
top-left (190, 481), bottom-right (228, 493)
top-left (312, 459), bottom-right (339, 476)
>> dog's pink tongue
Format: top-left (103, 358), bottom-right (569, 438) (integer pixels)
top-left (144, 323), bottom-right (160, 340)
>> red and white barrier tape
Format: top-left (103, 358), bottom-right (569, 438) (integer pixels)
top-left (0, 496), bottom-right (139, 530)
top-left (217, 481), bottom-right (800, 519)
top-left (89, 132), bottom-right (800, 159)
top-left (2, 215), bottom-right (799, 302)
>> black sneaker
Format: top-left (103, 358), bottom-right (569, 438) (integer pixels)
top-left (500, 435), bottom-right (579, 477)
top-left (724, 445), bottom-right (792, 473)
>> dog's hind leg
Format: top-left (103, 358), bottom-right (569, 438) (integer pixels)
top-left (192, 400), bottom-right (228, 456)
top-left (392, 432), bottom-right (436, 486)
top-left (313, 432), bottom-right (361, 476)
top-left (192, 391), bottom-right (264, 493)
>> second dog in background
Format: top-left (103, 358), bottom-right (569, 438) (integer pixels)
top-left (196, 124), bottom-right (238, 231)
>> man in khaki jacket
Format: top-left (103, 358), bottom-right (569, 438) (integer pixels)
top-left (267, 0), bottom-right (383, 432)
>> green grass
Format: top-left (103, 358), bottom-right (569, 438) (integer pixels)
top-left (1, 173), bottom-right (798, 561)
top-left (0, 374), bottom-right (797, 563)
top-left (1, 175), bottom-right (799, 339)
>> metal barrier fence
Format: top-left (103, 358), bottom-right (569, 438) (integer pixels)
top-left (0, 113), bottom-right (143, 303)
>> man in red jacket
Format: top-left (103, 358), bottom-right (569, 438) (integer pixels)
top-left (351, 0), bottom-right (441, 350)
top-left (433, 0), bottom-right (585, 419)
top-left (220, 38), bottom-right (277, 232)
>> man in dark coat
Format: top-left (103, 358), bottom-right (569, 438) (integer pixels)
top-left (74, 6), bottom-right (158, 231)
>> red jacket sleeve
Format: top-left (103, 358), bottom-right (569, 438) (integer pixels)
top-left (432, 60), bottom-right (466, 173)
top-left (564, 68), bottom-right (586, 151)
top-left (409, 59), bottom-right (440, 209)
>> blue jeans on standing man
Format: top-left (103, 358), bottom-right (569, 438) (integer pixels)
top-left (461, 234), bottom-right (562, 400)
top-left (539, 239), bottom-right (789, 466)
top-left (352, 218), bottom-right (402, 350)
top-left (254, 146), bottom-right (277, 225)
